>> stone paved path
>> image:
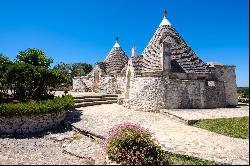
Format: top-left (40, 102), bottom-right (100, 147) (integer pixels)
top-left (71, 104), bottom-right (249, 165)
top-left (161, 105), bottom-right (249, 122)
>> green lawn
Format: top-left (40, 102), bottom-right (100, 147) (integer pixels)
top-left (192, 117), bottom-right (249, 139)
top-left (168, 153), bottom-right (221, 165)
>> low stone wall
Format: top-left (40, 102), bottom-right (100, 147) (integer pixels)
top-left (0, 112), bottom-right (66, 134)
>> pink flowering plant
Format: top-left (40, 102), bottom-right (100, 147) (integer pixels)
top-left (102, 121), bottom-right (168, 165)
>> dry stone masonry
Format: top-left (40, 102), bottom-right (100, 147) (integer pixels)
top-left (73, 10), bottom-right (238, 111)
top-left (0, 112), bottom-right (66, 134)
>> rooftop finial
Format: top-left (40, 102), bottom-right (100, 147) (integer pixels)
top-left (113, 35), bottom-right (120, 48)
top-left (159, 9), bottom-right (171, 26)
top-left (116, 36), bottom-right (118, 43)
top-left (163, 9), bottom-right (167, 18)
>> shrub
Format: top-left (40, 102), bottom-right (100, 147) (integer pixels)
top-left (102, 121), bottom-right (168, 165)
top-left (0, 95), bottom-right (74, 117)
top-left (0, 63), bottom-right (68, 102)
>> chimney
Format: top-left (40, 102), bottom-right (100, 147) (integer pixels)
top-left (131, 45), bottom-right (137, 58)
top-left (161, 43), bottom-right (171, 72)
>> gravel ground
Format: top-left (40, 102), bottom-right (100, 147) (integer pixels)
top-left (0, 128), bottom-right (105, 165)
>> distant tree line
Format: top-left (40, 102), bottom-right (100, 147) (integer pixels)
top-left (53, 62), bottom-right (93, 83)
top-left (237, 87), bottom-right (249, 99)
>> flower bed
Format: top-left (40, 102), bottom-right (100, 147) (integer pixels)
top-left (0, 95), bottom-right (74, 134)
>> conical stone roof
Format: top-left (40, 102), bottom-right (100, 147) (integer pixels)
top-left (103, 37), bottom-right (128, 75)
top-left (136, 11), bottom-right (209, 73)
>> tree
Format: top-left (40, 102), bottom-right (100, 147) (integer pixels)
top-left (71, 63), bottom-right (93, 77)
top-left (16, 48), bottom-right (53, 68)
top-left (53, 62), bottom-right (71, 77)
top-left (0, 53), bottom-right (12, 65)
top-left (53, 62), bottom-right (93, 86)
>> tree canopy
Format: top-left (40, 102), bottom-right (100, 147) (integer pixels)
top-left (16, 48), bottom-right (53, 68)
top-left (0, 53), bottom-right (12, 65)
top-left (54, 62), bottom-right (93, 79)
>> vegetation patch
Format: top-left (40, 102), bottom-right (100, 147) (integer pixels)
top-left (102, 121), bottom-right (169, 165)
top-left (168, 152), bottom-right (221, 165)
top-left (103, 122), bottom-right (223, 165)
top-left (237, 87), bottom-right (249, 103)
top-left (0, 95), bottom-right (75, 117)
top-left (192, 117), bottom-right (249, 139)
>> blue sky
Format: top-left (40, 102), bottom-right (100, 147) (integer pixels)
top-left (0, 0), bottom-right (249, 87)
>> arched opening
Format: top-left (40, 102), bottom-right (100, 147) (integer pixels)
top-left (125, 70), bottom-right (131, 99)
top-left (93, 70), bottom-right (100, 92)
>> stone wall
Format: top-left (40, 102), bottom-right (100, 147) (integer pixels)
top-left (123, 76), bottom-right (166, 111)
top-left (123, 75), bottom-right (227, 111)
top-left (96, 76), bottom-right (126, 94)
top-left (72, 76), bottom-right (93, 92)
top-left (203, 81), bottom-right (226, 108)
top-left (211, 65), bottom-right (238, 107)
top-left (0, 112), bottom-right (66, 134)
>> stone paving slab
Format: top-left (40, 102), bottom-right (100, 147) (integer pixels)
top-left (160, 106), bottom-right (249, 122)
top-left (72, 104), bottom-right (249, 165)
top-left (63, 138), bottom-right (105, 165)
top-left (0, 129), bottom-right (105, 165)
top-left (0, 137), bottom-right (93, 165)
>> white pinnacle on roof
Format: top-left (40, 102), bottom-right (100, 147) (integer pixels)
top-left (159, 9), bottom-right (171, 26)
top-left (160, 17), bottom-right (171, 26)
top-left (113, 36), bottom-right (120, 47)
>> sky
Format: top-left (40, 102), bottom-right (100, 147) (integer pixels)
top-left (0, 0), bottom-right (249, 87)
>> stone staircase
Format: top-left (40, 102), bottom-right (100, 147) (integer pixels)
top-left (74, 94), bottom-right (118, 108)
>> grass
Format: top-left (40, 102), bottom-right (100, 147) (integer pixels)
top-left (192, 117), bottom-right (249, 139)
top-left (168, 152), bottom-right (222, 165)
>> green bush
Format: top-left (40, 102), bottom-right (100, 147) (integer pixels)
top-left (0, 63), bottom-right (68, 102)
top-left (102, 122), bottom-right (168, 165)
top-left (0, 95), bottom-right (74, 117)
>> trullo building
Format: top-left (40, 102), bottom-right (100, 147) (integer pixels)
top-left (73, 10), bottom-right (238, 111)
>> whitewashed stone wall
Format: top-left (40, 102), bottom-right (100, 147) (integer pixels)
top-left (123, 76), bottom-right (227, 111)
top-left (96, 76), bottom-right (125, 94)
top-left (72, 76), bottom-right (93, 92)
top-left (211, 65), bottom-right (238, 107)
top-left (123, 76), bottom-right (166, 111)
top-left (0, 112), bottom-right (66, 134)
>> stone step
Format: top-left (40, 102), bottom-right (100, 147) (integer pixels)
top-left (103, 97), bottom-right (118, 100)
top-left (106, 100), bottom-right (118, 103)
top-left (75, 98), bottom-right (117, 103)
top-left (74, 95), bottom-right (103, 99)
top-left (74, 100), bottom-right (118, 108)
top-left (74, 102), bottom-right (95, 108)
top-left (102, 94), bottom-right (118, 98)
top-left (84, 98), bottom-right (107, 102)
top-left (93, 100), bottom-right (117, 105)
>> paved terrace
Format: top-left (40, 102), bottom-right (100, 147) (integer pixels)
top-left (69, 104), bottom-right (249, 165)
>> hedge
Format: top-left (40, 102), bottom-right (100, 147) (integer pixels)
top-left (0, 95), bottom-right (74, 117)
